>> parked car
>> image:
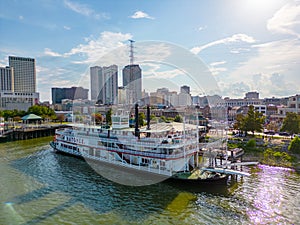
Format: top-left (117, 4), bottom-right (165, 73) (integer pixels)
top-left (264, 130), bottom-right (275, 135)
top-left (278, 132), bottom-right (290, 136)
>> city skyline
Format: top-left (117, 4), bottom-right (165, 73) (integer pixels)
top-left (0, 0), bottom-right (299, 102)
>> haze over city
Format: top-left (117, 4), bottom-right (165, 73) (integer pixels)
top-left (0, 0), bottom-right (299, 102)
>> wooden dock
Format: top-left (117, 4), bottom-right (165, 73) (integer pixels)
top-left (0, 125), bottom-right (69, 143)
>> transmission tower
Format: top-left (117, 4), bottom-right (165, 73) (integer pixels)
top-left (129, 39), bottom-right (135, 65)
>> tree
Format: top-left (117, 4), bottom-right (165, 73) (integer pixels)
top-left (281, 112), bottom-right (300, 135)
top-left (138, 112), bottom-right (146, 127)
top-left (150, 114), bottom-right (156, 121)
top-left (174, 115), bottom-right (183, 123)
top-left (92, 113), bottom-right (103, 125)
top-left (0, 109), bottom-right (26, 120)
top-left (233, 114), bottom-right (245, 132)
top-left (57, 114), bottom-right (65, 124)
top-left (160, 116), bottom-right (167, 122)
top-left (243, 105), bottom-right (265, 135)
top-left (266, 121), bottom-right (280, 132)
top-left (288, 136), bottom-right (300, 154)
top-left (13, 116), bottom-right (21, 122)
top-left (105, 108), bottom-right (112, 125)
top-left (27, 105), bottom-right (56, 120)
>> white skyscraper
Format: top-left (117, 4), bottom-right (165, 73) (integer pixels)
top-left (90, 65), bottom-right (118, 105)
top-left (9, 56), bottom-right (36, 92)
top-left (0, 56), bottom-right (39, 110)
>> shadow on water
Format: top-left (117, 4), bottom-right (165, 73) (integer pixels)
top-left (163, 179), bottom-right (230, 196)
top-left (8, 148), bottom-right (235, 224)
top-left (8, 150), bottom-right (178, 222)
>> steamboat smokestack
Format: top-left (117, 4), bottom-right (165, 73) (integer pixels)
top-left (135, 103), bottom-right (140, 137)
top-left (146, 104), bottom-right (151, 130)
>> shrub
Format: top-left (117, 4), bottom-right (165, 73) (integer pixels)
top-left (288, 136), bottom-right (300, 154)
top-left (246, 139), bottom-right (256, 148)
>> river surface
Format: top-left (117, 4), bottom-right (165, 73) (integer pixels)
top-left (0, 137), bottom-right (299, 225)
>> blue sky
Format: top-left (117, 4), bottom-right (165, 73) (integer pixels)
top-left (0, 0), bottom-right (299, 102)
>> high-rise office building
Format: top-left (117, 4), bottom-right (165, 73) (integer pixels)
top-left (90, 65), bottom-right (118, 105)
top-left (122, 64), bottom-right (142, 104)
top-left (52, 87), bottom-right (88, 104)
top-left (0, 66), bottom-right (14, 91)
top-left (180, 85), bottom-right (190, 94)
top-left (179, 85), bottom-right (192, 106)
top-left (90, 66), bottom-right (102, 101)
top-left (9, 56), bottom-right (36, 92)
top-left (0, 56), bottom-right (39, 110)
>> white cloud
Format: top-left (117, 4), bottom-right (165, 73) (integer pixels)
top-left (228, 39), bottom-right (300, 97)
top-left (209, 61), bottom-right (227, 76)
top-left (44, 48), bottom-right (63, 57)
top-left (19, 15), bottom-right (24, 20)
top-left (63, 25), bottom-right (71, 30)
top-left (130, 11), bottom-right (154, 19)
top-left (210, 61), bottom-right (226, 67)
top-left (64, 0), bottom-right (109, 20)
top-left (43, 31), bottom-right (132, 65)
top-left (197, 26), bottom-right (207, 31)
top-left (190, 33), bottom-right (256, 54)
top-left (142, 63), bottom-right (184, 79)
top-left (210, 67), bottom-right (227, 76)
top-left (267, 2), bottom-right (300, 38)
top-left (65, 31), bottom-right (132, 65)
top-left (230, 48), bottom-right (250, 54)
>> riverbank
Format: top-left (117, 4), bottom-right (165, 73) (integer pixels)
top-left (228, 136), bottom-right (300, 172)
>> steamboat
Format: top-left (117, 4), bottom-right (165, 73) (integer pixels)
top-left (50, 105), bottom-right (250, 184)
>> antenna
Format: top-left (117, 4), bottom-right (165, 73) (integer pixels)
top-left (129, 39), bottom-right (135, 65)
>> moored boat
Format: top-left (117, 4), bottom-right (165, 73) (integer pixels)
top-left (50, 105), bottom-right (253, 184)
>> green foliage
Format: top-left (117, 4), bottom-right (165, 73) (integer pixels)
top-left (167, 117), bottom-right (174, 122)
top-left (288, 136), bottom-right (300, 154)
top-left (27, 105), bottom-right (56, 119)
top-left (281, 112), bottom-right (300, 135)
top-left (174, 115), bottom-right (183, 123)
top-left (233, 114), bottom-right (245, 131)
top-left (150, 114), bottom-right (156, 121)
top-left (105, 108), bottom-right (112, 125)
top-left (138, 112), bottom-right (146, 126)
top-left (160, 116), bottom-right (167, 122)
top-left (0, 109), bottom-right (27, 120)
top-left (227, 141), bottom-right (243, 149)
top-left (243, 105), bottom-right (265, 134)
top-left (246, 139), bottom-right (256, 148)
top-left (75, 115), bottom-right (83, 122)
top-left (263, 148), bottom-right (293, 167)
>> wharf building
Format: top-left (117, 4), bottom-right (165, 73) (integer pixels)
top-left (0, 56), bottom-right (39, 111)
top-left (90, 65), bottom-right (118, 105)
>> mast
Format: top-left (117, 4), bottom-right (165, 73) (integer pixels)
top-left (183, 115), bottom-right (186, 172)
top-left (129, 39), bottom-right (135, 65)
top-left (196, 110), bottom-right (199, 168)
